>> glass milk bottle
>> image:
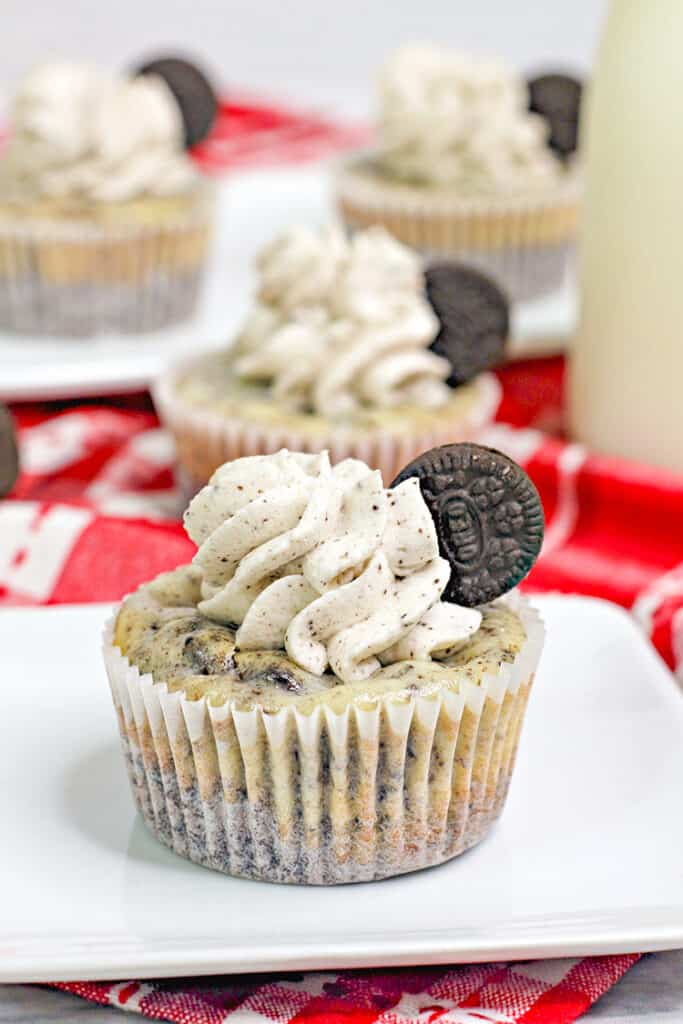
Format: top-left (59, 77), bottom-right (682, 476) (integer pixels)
top-left (570, 0), bottom-right (683, 471)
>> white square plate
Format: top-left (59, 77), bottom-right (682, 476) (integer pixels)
top-left (1, 594), bottom-right (682, 983)
top-left (0, 167), bottom-right (577, 401)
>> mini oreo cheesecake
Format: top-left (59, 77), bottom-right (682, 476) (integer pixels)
top-left (105, 442), bottom-right (545, 884)
top-left (154, 225), bottom-right (507, 486)
top-left (0, 55), bottom-right (217, 335)
top-left (335, 46), bottom-right (582, 302)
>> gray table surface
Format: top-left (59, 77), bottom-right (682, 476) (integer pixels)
top-left (0, 951), bottom-right (681, 1023)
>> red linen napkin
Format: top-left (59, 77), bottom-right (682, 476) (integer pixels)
top-left (192, 93), bottom-right (370, 172)
top-left (50, 956), bottom-right (640, 1023)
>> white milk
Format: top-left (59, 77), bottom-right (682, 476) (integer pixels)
top-left (570, 0), bottom-right (683, 471)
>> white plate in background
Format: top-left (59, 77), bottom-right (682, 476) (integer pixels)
top-left (1, 593), bottom-right (681, 983)
top-left (0, 166), bottom-right (577, 402)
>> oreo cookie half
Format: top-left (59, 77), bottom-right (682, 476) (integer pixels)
top-left (425, 264), bottom-right (509, 387)
top-left (0, 403), bottom-right (19, 498)
top-left (134, 55), bottom-right (218, 148)
top-left (527, 72), bottom-right (583, 159)
top-left (393, 443), bottom-right (544, 607)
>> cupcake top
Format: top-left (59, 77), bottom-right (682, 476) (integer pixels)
top-left (117, 442), bottom-right (543, 712)
top-left (0, 61), bottom-right (199, 203)
top-left (233, 225), bottom-right (455, 417)
top-left (183, 449), bottom-right (483, 684)
top-left (376, 45), bottom-right (562, 190)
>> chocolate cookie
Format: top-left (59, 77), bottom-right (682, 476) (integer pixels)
top-left (527, 72), bottom-right (583, 159)
top-left (0, 403), bottom-right (19, 498)
top-left (134, 55), bottom-right (218, 148)
top-left (393, 443), bottom-right (544, 606)
top-left (425, 264), bottom-right (509, 387)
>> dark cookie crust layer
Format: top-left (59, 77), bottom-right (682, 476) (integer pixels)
top-left (393, 443), bottom-right (544, 606)
top-left (0, 403), bottom-right (18, 497)
top-left (527, 72), bottom-right (583, 159)
top-left (425, 264), bottom-right (509, 387)
top-left (135, 56), bottom-right (218, 148)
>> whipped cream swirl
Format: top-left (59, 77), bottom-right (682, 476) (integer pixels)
top-left (0, 61), bottom-right (198, 202)
top-left (184, 450), bottom-right (481, 684)
top-left (377, 45), bottom-right (561, 189)
top-left (234, 226), bottom-right (452, 416)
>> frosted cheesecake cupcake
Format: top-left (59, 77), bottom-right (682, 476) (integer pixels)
top-left (105, 442), bottom-right (545, 884)
top-left (0, 57), bottom-right (216, 335)
top-left (335, 46), bottom-right (581, 301)
top-left (154, 224), bottom-right (507, 486)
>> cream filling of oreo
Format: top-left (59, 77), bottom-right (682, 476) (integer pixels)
top-left (233, 225), bottom-right (452, 417)
top-left (183, 450), bottom-right (481, 684)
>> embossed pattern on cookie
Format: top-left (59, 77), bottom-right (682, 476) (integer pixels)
top-left (393, 442), bottom-right (544, 606)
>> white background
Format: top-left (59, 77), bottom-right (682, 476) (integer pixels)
top-left (1, 0), bottom-right (609, 115)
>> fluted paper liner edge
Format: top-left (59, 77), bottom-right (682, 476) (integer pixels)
top-left (104, 594), bottom-right (544, 884)
top-left (0, 185), bottom-right (214, 336)
top-left (334, 154), bottom-right (580, 302)
top-left (153, 364), bottom-right (501, 488)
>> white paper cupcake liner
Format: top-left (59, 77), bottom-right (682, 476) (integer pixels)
top-left (420, 240), bottom-right (575, 304)
top-left (104, 595), bottom-right (544, 885)
top-left (0, 189), bottom-right (213, 336)
top-left (335, 155), bottom-right (580, 302)
top-left (153, 365), bottom-right (502, 488)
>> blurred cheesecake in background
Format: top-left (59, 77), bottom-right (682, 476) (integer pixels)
top-left (336, 45), bottom-right (582, 303)
top-left (154, 223), bottom-right (507, 486)
top-left (0, 55), bottom-right (217, 337)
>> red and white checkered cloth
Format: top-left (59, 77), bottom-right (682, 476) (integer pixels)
top-left (50, 956), bottom-right (641, 1023)
top-left (3, 101), bottom-right (678, 1024)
